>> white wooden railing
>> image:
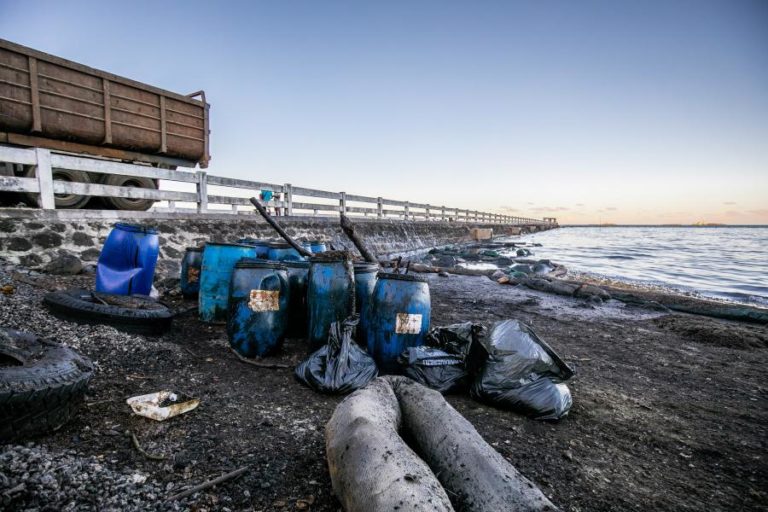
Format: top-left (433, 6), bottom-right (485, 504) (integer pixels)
top-left (0, 146), bottom-right (554, 226)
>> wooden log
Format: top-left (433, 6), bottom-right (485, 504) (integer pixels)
top-left (339, 213), bottom-right (378, 263)
top-left (249, 197), bottom-right (312, 257)
top-left (388, 376), bottom-right (559, 512)
top-left (325, 378), bottom-right (453, 512)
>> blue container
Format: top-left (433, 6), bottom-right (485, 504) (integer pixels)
top-left (199, 242), bottom-right (258, 323)
top-left (300, 241), bottom-right (313, 254)
top-left (228, 260), bottom-right (290, 357)
top-left (353, 262), bottom-right (379, 345)
top-left (237, 238), bottom-right (271, 258)
top-left (180, 247), bottom-right (203, 299)
top-left (367, 272), bottom-right (431, 374)
top-left (309, 241), bottom-right (327, 253)
top-left (283, 261), bottom-right (310, 338)
top-left (267, 241), bottom-right (304, 261)
top-left (95, 223), bottom-right (159, 296)
top-left (307, 256), bottom-right (354, 350)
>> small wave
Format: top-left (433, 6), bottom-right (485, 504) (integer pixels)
top-left (605, 255), bottom-right (634, 260)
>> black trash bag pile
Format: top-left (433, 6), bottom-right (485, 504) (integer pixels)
top-left (397, 347), bottom-right (467, 394)
top-left (471, 319), bottom-right (574, 420)
top-left (295, 316), bottom-right (378, 394)
top-left (425, 322), bottom-right (489, 375)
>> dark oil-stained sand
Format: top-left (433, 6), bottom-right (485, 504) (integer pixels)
top-left (0, 268), bottom-right (765, 511)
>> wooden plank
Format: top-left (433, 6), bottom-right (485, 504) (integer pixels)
top-left (206, 175), bottom-right (284, 192)
top-left (380, 198), bottom-right (407, 207)
top-left (0, 145), bottom-right (38, 165)
top-left (344, 193), bottom-right (378, 203)
top-left (34, 148), bottom-right (55, 209)
top-left (291, 202), bottom-right (339, 212)
top-left (290, 186), bottom-right (340, 200)
top-left (344, 206), bottom-right (378, 214)
top-left (52, 181), bottom-right (197, 201)
top-left (28, 56), bottom-right (41, 132)
top-left (207, 195), bottom-right (285, 207)
top-left (0, 176), bottom-right (39, 193)
top-left (102, 79), bottom-right (112, 144)
top-left (159, 95), bottom-right (167, 153)
top-left (50, 154), bottom-right (198, 182)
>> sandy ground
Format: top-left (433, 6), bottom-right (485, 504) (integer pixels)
top-left (0, 267), bottom-right (766, 511)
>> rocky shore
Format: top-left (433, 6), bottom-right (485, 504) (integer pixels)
top-left (0, 258), bottom-right (766, 511)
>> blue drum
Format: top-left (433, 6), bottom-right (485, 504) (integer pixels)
top-left (283, 260), bottom-right (310, 338)
top-left (267, 241), bottom-right (304, 261)
top-left (307, 255), bottom-right (354, 350)
top-left (228, 260), bottom-right (290, 357)
top-left (367, 272), bottom-right (431, 374)
top-left (353, 262), bottom-right (379, 345)
top-left (309, 240), bottom-right (327, 253)
top-left (180, 246), bottom-right (203, 299)
top-left (95, 223), bottom-right (159, 296)
top-left (199, 242), bottom-right (258, 323)
top-left (237, 238), bottom-right (271, 258)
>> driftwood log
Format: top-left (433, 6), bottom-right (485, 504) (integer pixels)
top-left (325, 378), bottom-right (454, 512)
top-left (339, 214), bottom-right (379, 263)
top-left (248, 197), bottom-right (312, 258)
top-left (388, 377), bottom-right (560, 512)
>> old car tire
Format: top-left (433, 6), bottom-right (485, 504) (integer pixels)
top-left (24, 166), bottom-right (93, 209)
top-left (43, 289), bottom-right (173, 335)
top-left (101, 175), bottom-right (157, 211)
top-left (0, 328), bottom-right (93, 442)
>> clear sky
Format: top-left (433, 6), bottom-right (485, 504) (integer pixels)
top-left (2, 0), bottom-right (767, 224)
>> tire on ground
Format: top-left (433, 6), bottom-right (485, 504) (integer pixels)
top-left (43, 289), bottom-right (173, 335)
top-left (0, 328), bottom-right (94, 442)
top-left (101, 174), bottom-right (157, 211)
top-left (24, 166), bottom-right (93, 209)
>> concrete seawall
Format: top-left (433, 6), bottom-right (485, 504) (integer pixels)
top-left (0, 209), bottom-right (553, 277)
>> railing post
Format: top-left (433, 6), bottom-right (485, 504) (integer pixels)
top-left (196, 170), bottom-right (208, 213)
top-left (284, 183), bottom-right (293, 216)
top-left (34, 148), bottom-right (55, 210)
top-left (441, 206), bottom-right (446, 221)
top-left (339, 191), bottom-right (347, 215)
top-left (167, 200), bottom-right (176, 212)
top-left (425, 205), bottom-right (430, 221)
top-left (404, 201), bottom-right (410, 221)
top-left (377, 197), bottom-right (383, 218)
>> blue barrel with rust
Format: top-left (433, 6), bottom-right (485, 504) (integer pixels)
top-left (353, 262), bottom-right (379, 344)
top-left (283, 260), bottom-right (310, 338)
top-left (307, 255), bottom-right (355, 350)
top-left (180, 247), bottom-right (203, 299)
top-left (367, 272), bottom-right (431, 374)
top-left (228, 260), bottom-right (290, 357)
top-left (267, 241), bottom-right (304, 262)
top-left (237, 238), bottom-right (271, 258)
top-left (199, 242), bottom-right (258, 323)
top-left (309, 241), bottom-right (327, 253)
top-left (95, 223), bottom-right (159, 296)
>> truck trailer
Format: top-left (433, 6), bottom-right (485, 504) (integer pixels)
top-left (0, 38), bottom-right (210, 210)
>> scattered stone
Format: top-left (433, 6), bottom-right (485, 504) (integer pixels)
top-left (72, 232), bottom-right (94, 247)
top-left (19, 254), bottom-right (43, 267)
top-left (438, 271), bottom-right (450, 277)
top-left (574, 284), bottom-right (611, 301)
top-left (32, 232), bottom-right (63, 249)
top-left (80, 248), bottom-right (102, 262)
top-left (44, 254), bottom-right (83, 275)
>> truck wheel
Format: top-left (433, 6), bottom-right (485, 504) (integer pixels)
top-left (0, 328), bottom-right (93, 442)
top-left (101, 175), bottom-right (156, 211)
top-left (23, 167), bottom-right (93, 209)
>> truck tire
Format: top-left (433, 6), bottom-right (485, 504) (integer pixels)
top-left (101, 175), bottom-right (156, 211)
top-left (24, 166), bottom-right (93, 209)
top-left (0, 328), bottom-right (93, 442)
top-left (43, 289), bottom-right (172, 335)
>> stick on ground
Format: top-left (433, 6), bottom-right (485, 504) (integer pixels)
top-left (166, 466), bottom-right (250, 502)
top-left (230, 347), bottom-right (292, 369)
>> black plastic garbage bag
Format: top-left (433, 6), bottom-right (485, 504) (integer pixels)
top-left (425, 322), bottom-right (488, 375)
top-left (398, 347), bottom-right (468, 394)
top-left (295, 316), bottom-right (378, 394)
top-left (471, 319), bottom-right (574, 420)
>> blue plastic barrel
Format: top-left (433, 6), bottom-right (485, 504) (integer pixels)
top-left (180, 247), bottom-right (203, 299)
top-left (309, 241), bottom-right (327, 253)
top-left (95, 223), bottom-right (159, 296)
top-left (199, 242), bottom-right (258, 323)
top-left (228, 260), bottom-right (290, 357)
top-left (307, 255), bottom-right (354, 350)
top-left (267, 241), bottom-right (304, 261)
top-left (237, 239), bottom-right (271, 258)
top-left (353, 262), bottom-right (379, 345)
top-left (367, 272), bottom-right (431, 374)
top-left (283, 261), bottom-right (310, 338)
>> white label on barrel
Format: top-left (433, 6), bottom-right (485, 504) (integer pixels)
top-left (396, 313), bottom-right (422, 334)
top-left (248, 290), bottom-right (279, 312)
